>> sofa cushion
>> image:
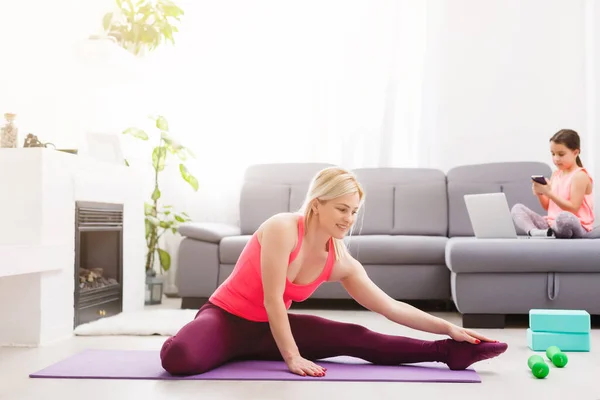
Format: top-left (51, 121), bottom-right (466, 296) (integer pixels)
top-left (239, 163), bottom-right (334, 234)
top-left (345, 235), bottom-right (447, 265)
top-left (220, 234), bottom-right (448, 266)
top-left (447, 182), bottom-right (502, 237)
top-left (446, 237), bottom-right (600, 273)
top-left (289, 183), bottom-right (311, 212)
top-left (220, 235), bottom-right (252, 264)
top-left (353, 168), bottom-right (448, 236)
top-left (239, 182), bottom-right (289, 234)
top-left (585, 226), bottom-right (600, 238)
top-left (446, 161), bottom-right (553, 237)
top-left (393, 180), bottom-right (448, 236)
top-left (354, 185), bottom-right (394, 234)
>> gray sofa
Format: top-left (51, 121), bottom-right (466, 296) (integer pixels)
top-left (445, 162), bottom-right (600, 327)
top-left (176, 162), bottom-right (600, 328)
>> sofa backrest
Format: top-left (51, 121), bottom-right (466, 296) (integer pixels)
top-left (352, 168), bottom-right (448, 236)
top-left (239, 161), bottom-right (554, 237)
top-left (446, 161), bottom-right (553, 236)
top-left (239, 163), bottom-right (334, 234)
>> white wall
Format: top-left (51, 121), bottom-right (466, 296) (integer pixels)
top-left (0, 0), bottom-right (147, 150)
top-left (1, 0), bottom-right (598, 290)
top-left (586, 0), bottom-right (600, 223)
top-left (422, 0), bottom-right (589, 172)
top-left (1, 1), bottom-right (597, 187)
top-left (419, 0), bottom-right (599, 225)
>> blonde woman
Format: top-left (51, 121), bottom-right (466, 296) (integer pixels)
top-left (161, 167), bottom-right (507, 377)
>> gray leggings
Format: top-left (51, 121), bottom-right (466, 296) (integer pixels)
top-left (510, 203), bottom-right (588, 239)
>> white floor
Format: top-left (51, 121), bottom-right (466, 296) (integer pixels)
top-left (1, 298), bottom-right (599, 400)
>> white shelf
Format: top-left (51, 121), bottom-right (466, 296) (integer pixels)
top-left (0, 244), bottom-right (72, 278)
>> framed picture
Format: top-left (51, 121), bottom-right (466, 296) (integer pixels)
top-left (80, 132), bottom-right (126, 165)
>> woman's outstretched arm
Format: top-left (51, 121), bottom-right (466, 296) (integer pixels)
top-left (339, 254), bottom-right (495, 344)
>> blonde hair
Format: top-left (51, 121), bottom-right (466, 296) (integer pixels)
top-left (299, 166), bottom-right (365, 261)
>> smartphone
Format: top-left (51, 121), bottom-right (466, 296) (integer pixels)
top-left (531, 175), bottom-right (547, 185)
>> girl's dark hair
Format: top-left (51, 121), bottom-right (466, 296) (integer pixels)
top-left (550, 129), bottom-right (583, 167)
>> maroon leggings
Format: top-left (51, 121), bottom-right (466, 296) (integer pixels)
top-left (160, 302), bottom-right (507, 376)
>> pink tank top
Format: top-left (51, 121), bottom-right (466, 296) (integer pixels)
top-left (547, 167), bottom-right (595, 231)
top-left (209, 215), bottom-right (335, 322)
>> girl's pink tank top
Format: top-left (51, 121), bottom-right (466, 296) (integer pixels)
top-left (547, 167), bottom-right (595, 231)
top-left (209, 215), bottom-right (336, 322)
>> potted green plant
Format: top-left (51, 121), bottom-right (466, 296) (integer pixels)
top-left (99, 0), bottom-right (188, 304)
top-left (122, 115), bottom-right (198, 303)
top-left (102, 0), bottom-right (184, 56)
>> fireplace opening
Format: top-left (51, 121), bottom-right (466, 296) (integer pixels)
top-left (79, 266), bottom-right (119, 292)
top-left (74, 201), bottom-right (124, 328)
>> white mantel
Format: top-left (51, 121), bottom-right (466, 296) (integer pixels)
top-left (0, 148), bottom-right (146, 346)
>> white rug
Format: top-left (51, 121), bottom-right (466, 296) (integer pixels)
top-left (73, 309), bottom-right (197, 336)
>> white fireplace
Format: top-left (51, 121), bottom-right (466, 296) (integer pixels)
top-left (0, 148), bottom-right (146, 346)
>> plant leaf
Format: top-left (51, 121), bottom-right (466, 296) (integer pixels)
top-left (160, 131), bottom-right (173, 145)
top-left (144, 202), bottom-right (154, 215)
top-left (151, 186), bottom-right (161, 201)
top-left (123, 127), bottom-right (148, 140)
top-left (175, 146), bottom-right (189, 161)
top-left (102, 12), bottom-right (114, 31)
top-left (145, 215), bottom-right (160, 226)
top-left (145, 219), bottom-right (152, 239)
top-left (156, 116), bottom-right (169, 131)
top-left (157, 248), bottom-right (171, 271)
top-left (104, 0), bottom-right (182, 56)
top-left (152, 146), bottom-right (167, 171)
top-left (174, 212), bottom-right (191, 222)
top-left (179, 164), bottom-right (199, 191)
top-left (161, 131), bottom-right (182, 154)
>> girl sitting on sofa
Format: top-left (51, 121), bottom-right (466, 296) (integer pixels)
top-left (511, 129), bottom-right (595, 238)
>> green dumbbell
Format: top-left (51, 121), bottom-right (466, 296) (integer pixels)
top-left (546, 346), bottom-right (568, 368)
top-left (528, 355), bottom-right (549, 379)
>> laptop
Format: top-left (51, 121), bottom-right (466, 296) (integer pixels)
top-left (463, 192), bottom-right (518, 239)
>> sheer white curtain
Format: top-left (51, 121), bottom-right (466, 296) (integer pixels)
top-left (126, 0), bottom-right (429, 226)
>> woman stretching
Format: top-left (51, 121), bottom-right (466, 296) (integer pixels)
top-left (512, 129), bottom-right (595, 238)
top-left (161, 167), bottom-right (508, 377)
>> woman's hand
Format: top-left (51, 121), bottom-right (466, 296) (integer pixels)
top-left (447, 324), bottom-right (497, 345)
top-left (285, 354), bottom-right (327, 377)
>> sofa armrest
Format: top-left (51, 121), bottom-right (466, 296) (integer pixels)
top-left (178, 222), bottom-right (241, 243)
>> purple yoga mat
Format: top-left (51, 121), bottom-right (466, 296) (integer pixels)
top-left (29, 349), bottom-right (481, 383)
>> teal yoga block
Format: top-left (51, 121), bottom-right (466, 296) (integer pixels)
top-left (529, 309), bottom-right (590, 334)
top-left (527, 328), bottom-right (591, 352)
